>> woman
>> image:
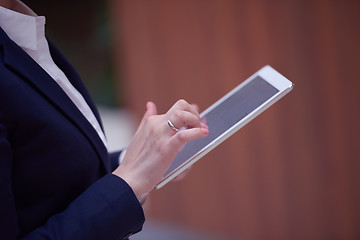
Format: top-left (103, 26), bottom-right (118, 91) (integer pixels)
top-left (0, 0), bottom-right (209, 239)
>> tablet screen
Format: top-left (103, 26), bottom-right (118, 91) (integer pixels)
top-left (164, 76), bottom-right (279, 177)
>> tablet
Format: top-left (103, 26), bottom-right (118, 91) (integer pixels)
top-left (155, 65), bottom-right (294, 189)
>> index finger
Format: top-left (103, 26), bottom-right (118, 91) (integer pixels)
top-left (167, 99), bottom-right (200, 118)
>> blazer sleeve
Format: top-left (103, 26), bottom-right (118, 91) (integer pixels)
top-left (0, 119), bottom-right (145, 240)
top-left (25, 174), bottom-right (145, 240)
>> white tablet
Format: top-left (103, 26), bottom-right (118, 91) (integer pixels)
top-left (155, 65), bottom-right (294, 189)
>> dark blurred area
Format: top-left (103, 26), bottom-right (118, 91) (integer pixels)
top-left (23, 0), bottom-right (360, 239)
top-left (23, 0), bottom-right (119, 106)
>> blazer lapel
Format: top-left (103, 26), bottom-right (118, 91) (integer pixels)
top-left (0, 28), bottom-right (109, 171)
top-left (48, 40), bottom-right (104, 131)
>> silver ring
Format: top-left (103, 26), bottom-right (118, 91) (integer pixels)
top-left (167, 120), bottom-right (179, 132)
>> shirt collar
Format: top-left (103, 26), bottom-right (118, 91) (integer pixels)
top-left (0, 5), bottom-right (45, 51)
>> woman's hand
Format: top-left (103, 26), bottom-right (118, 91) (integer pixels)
top-left (112, 100), bottom-right (209, 198)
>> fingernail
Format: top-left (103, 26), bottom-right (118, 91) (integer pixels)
top-left (202, 128), bottom-right (209, 135)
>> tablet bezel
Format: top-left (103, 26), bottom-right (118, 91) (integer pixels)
top-left (155, 65), bottom-right (294, 189)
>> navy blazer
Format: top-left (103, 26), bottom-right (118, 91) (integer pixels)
top-left (0, 27), bottom-right (144, 239)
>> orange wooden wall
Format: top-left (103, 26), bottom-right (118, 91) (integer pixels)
top-left (109, 0), bottom-right (360, 239)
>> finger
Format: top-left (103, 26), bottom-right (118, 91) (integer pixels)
top-left (191, 103), bottom-right (200, 113)
top-left (168, 99), bottom-right (200, 118)
top-left (169, 127), bottom-right (209, 150)
top-left (145, 101), bottom-right (157, 117)
top-left (169, 109), bottom-right (202, 130)
top-left (201, 122), bottom-right (209, 129)
top-left (138, 101), bottom-right (158, 130)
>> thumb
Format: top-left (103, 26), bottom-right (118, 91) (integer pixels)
top-left (144, 101), bottom-right (158, 117)
top-left (138, 101), bottom-right (158, 130)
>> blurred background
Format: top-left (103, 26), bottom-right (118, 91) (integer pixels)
top-left (26, 0), bottom-right (360, 239)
